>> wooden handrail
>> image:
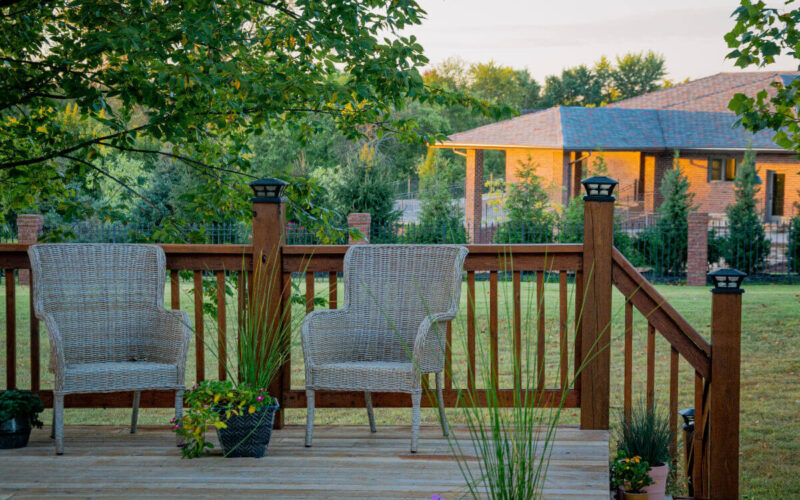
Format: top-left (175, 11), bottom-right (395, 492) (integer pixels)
top-left (611, 248), bottom-right (711, 379)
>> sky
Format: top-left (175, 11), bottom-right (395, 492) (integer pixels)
top-left (406, 0), bottom-right (798, 82)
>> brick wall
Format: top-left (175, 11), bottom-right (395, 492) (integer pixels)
top-left (17, 214), bottom-right (43, 285)
top-left (687, 212), bottom-right (709, 286)
top-left (347, 213), bottom-right (371, 244)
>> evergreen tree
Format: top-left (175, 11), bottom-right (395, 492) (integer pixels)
top-left (404, 149), bottom-right (466, 243)
top-left (494, 159), bottom-right (557, 244)
top-left (634, 151), bottom-right (696, 276)
top-left (723, 148), bottom-right (770, 274)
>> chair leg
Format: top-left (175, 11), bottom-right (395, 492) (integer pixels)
top-left (174, 390), bottom-right (184, 447)
top-left (131, 391), bottom-right (141, 434)
top-left (435, 372), bottom-right (449, 437)
top-left (410, 391), bottom-right (421, 453)
top-left (365, 391), bottom-right (377, 433)
top-left (54, 394), bottom-right (64, 455)
top-left (305, 389), bottom-right (315, 447)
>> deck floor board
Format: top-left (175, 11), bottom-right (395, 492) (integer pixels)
top-left (0, 425), bottom-right (609, 499)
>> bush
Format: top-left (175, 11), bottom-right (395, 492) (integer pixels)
top-left (492, 159), bottom-right (557, 244)
top-left (723, 148), bottom-right (770, 274)
top-left (790, 215), bottom-right (800, 273)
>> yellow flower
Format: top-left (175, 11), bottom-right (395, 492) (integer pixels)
top-left (248, 406), bottom-right (256, 414)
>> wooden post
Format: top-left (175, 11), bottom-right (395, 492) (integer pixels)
top-left (579, 176), bottom-right (617, 430)
top-left (708, 269), bottom-right (744, 499)
top-left (250, 178), bottom-right (288, 429)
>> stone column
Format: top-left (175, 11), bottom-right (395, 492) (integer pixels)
top-left (348, 213), bottom-right (371, 244)
top-left (17, 214), bottom-right (44, 285)
top-left (465, 149), bottom-right (484, 243)
top-left (687, 212), bottom-right (709, 286)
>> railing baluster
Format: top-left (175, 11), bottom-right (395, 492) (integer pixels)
top-left (282, 272), bottom-right (292, 393)
top-left (536, 271), bottom-right (545, 392)
top-left (513, 270), bottom-right (522, 391)
top-left (669, 346), bottom-right (679, 461)
top-left (305, 271), bottom-right (315, 315)
top-left (489, 270), bottom-right (498, 390)
top-left (193, 271), bottom-right (205, 382)
top-left (573, 271), bottom-right (583, 389)
top-left (30, 275), bottom-right (40, 392)
top-left (647, 322), bottom-right (656, 409)
top-left (693, 372), bottom-right (706, 497)
top-left (170, 270), bottom-right (180, 309)
top-left (559, 271), bottom-right (568, 393)
top-left (216, 271), bottom-right (227, 381)
top-left (237, 271), bottom-right (246, 381)
top-left (624, 300), bottom-right (633, 421)
top-left (328, 272), bottom-right (337, 309)
top-left (467, 270), bottom-right (476, 390)
top-left (5, 269), bottom-right (16, 389)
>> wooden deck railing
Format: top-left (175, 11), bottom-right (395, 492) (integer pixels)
top-left (0, 177), bottom-right (742, 498)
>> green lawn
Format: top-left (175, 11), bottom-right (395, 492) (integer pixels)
top-left (1, 276), bottom-right (798, 497)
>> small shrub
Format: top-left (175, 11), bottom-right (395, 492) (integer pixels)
top-left (617, 402), bottom-right (673, 467)
top-left (0, 390), bottom-right (44, 428)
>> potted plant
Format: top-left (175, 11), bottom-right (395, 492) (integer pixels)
top-left (173, 255), bottom-right (290, 458)
top-left (0, 390), bottom-right (44, 449)
top-left (618, 403), bottom-right (673, 500)
top-left (610, 449), bottom-right (653, 499)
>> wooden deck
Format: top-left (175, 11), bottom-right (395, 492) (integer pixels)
top-left (0, 425), bottom-right (609, 499)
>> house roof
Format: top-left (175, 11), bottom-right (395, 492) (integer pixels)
top-left (607, 71), bottom-right (799, 113)
top-left (435, 72), bottom-right (796, 152)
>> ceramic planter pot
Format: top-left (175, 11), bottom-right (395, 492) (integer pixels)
top-left (623, 491), bottom-right (648, 500)
top-left (215, 403), bottom-right (279, 458)
top-left (0, 416), bottom-right (32, 449)
top-left (643, 463), bottom-right (668, 500)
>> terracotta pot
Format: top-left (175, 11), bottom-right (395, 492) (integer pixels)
top-left (623, 492), bottom-right (648, 500)
top-left (643, 463), bottom-right (669, 500)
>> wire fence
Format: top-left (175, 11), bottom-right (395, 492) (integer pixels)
top-left (10, 216), bottom-right (798, 283)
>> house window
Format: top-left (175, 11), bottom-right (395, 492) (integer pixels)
top-left (708, 157), bottom-right (738, 181)
top-left (709, 158), bottom-right (723, 181)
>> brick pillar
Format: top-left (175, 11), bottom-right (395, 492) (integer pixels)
top-left (465, 149), bottom-right (484, 243)
top-left (17, 214), bottom-right (44, 285)
top-left (347, 213), bottom-right (371, 244)
top-left (687, 212), bottom-right (709, 286)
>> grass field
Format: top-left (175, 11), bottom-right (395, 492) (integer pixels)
top-left (1, 276), bottom-right (798, 497)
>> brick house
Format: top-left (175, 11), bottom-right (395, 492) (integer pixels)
top-left (432, 72), bottom-right (800, 237)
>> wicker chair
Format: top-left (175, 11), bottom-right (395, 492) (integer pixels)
top-left (302, 245), bottom-right (468, 452)
top-left (28, 244), bottom-right (191, 455)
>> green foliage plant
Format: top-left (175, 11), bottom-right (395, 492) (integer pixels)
top-left (723, 147), bottom-right (770, 274)
top-left (633, 151), bottom-right (695, 276)
top-left (173, 252), bottom-right (291, 458)
top-left (789, 214), bottom-right (800, 273)
top-left (0, 390), bottom-right (44, 428)
top-left (610, 449), bottom-right (654, 493)
top-left (493, 158), bottom-right (557, 244)
top-left (617, 402), bottom-right (673, 468)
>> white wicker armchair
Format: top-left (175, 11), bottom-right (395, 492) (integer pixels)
top-left (302, 245), bottom-right (468, 452)
top-left (28, 244), bottom-right (191, 455)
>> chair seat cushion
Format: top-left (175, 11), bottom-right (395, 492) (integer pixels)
top-left (62, 361), bottom-right (179, 393)
top-left (309, 361), bottom-right (417, 392)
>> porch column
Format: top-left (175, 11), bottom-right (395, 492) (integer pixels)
top-left (465, 149), bottom-right (483, 243)
top-left (561, 152), bottom-right (571, 206)
top-left (579, 176), bottom-right (617, 430)
top-left (249, 178), bottom-right (289, 429)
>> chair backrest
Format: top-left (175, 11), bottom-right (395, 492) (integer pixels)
top-left (343, 245), bottom-right (468, 361)
top-left (28, 244), bottom-right (166, 364)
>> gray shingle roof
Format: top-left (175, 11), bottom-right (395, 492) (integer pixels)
top-left (440, 106), bottom-right (783, 151)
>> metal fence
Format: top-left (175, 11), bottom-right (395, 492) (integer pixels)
top-left (0, 222), bottom-right (16, 243)
top-left (41, 221), bottom-right (253, 244)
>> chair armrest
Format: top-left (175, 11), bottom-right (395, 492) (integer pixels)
top-left (39, 313), bottom-right (66, 377)
top-left (147, 309), bottom-right (192, 371)
top-left (301, 309), bottom-right (358, 369)
top-left (412, 312), bottom-right (456, 374)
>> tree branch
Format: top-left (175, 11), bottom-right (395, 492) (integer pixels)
top-left (62, 154), bottom-right (158, 211)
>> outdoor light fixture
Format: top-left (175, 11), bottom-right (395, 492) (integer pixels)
top-left (708, 268), bottom-right (746, 293)
top-left (249, 178), bottom-right (289, 203)
top-left (581, 175), bottom-right (619, 201)
top-left (754, 174), bottom-right (763, 186)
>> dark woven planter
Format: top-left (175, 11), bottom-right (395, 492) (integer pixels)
top-left (0, 416), bottom-right (32, 449)
top-left (215, 403), bottom-right (279, 458)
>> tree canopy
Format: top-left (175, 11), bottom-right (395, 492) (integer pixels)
top-left (0, 0), bottom-right (502, 225)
